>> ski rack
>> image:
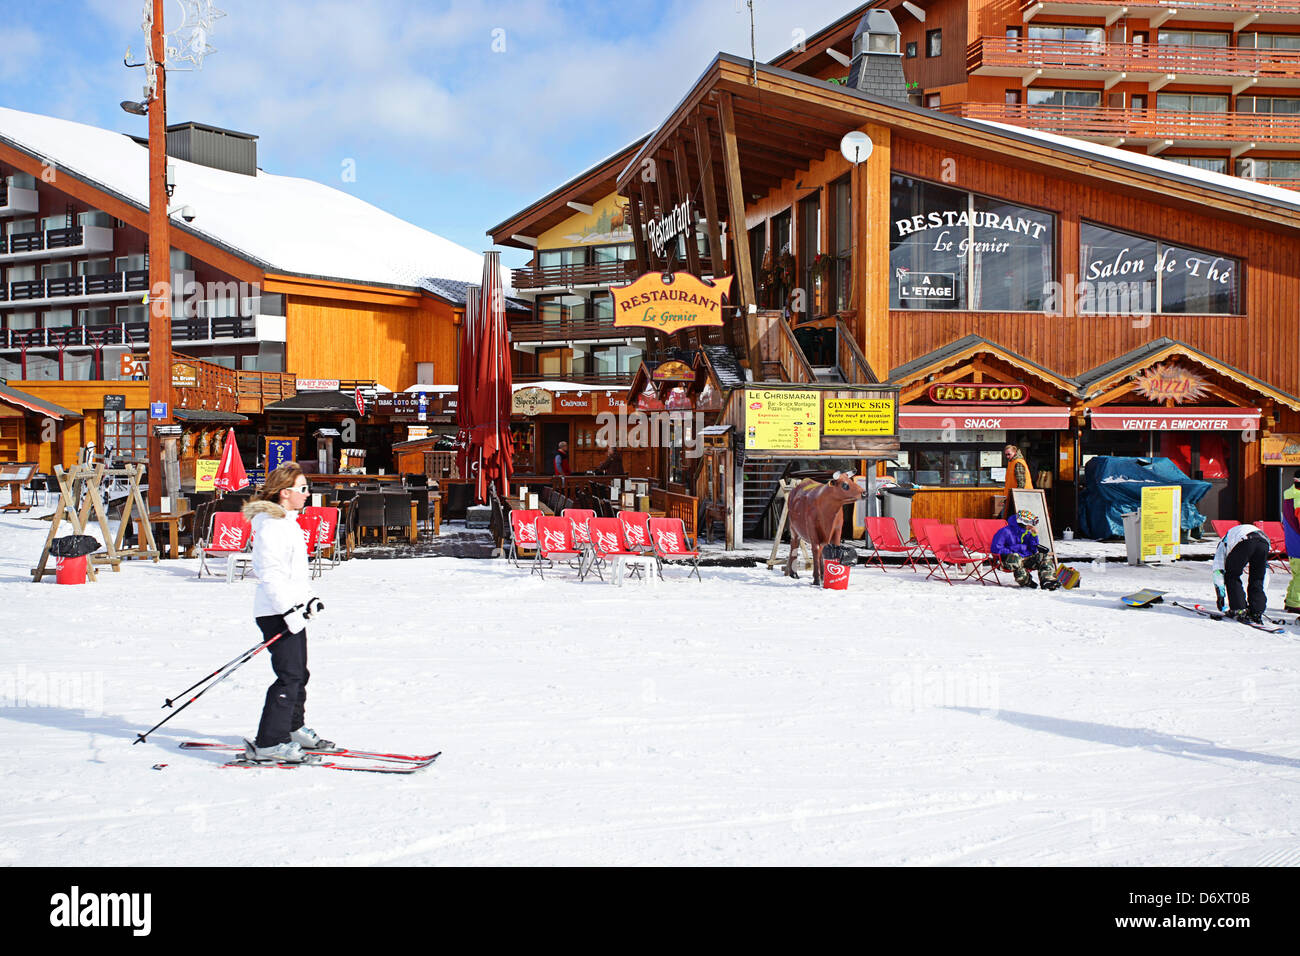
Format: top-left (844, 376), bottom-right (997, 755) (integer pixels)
top-left (31, 461), bottom-right (157, 582)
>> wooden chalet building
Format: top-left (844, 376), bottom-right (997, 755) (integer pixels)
top-left (0, 107), bottom-right (495, 476)
top-left (495, 8), bottom-right (1300, 543)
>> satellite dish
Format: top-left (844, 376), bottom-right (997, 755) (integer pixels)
top-left (840, 131), bottom-right (874, 166)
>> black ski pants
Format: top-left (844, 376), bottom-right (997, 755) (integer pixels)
top-left (254, 614), bottom-right (309, 748)
top-left (1225, 533), bottom-right (1270, 617)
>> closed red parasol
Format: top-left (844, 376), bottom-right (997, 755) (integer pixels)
top-left (463, 253), bottom-right (513, 503)
top-left (214, 427), bottom-right (248, 491)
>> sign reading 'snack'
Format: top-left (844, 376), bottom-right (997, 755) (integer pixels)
top-left (611, 272), bottom-right (730, 332)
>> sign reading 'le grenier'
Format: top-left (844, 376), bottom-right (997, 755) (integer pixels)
top-left (928, 382), bottom-right (1028, 404)
top-left (611, 272), bottom-right (730, 332)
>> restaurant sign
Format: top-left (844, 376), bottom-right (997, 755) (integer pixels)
top-left (744, 389), bottom-right (820, 452)
top-left (927, 382), bottom-right (1027, 404)
top-left (296, 379), bottom-right (340, 391)
top-left (1261, 434), bottom-right (1300, 466)
top-left (611, 272), bottom-right (730, 333)
top-left (1132, 363), bottom-right (1208, 404)
top-left (651, 360), bottom-right (695, 382)
top-left (171, 361), bottom-right (198, 388)
top-left (513, 387), bottom-right (554, 416)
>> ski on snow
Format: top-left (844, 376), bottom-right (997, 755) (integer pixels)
top-left (221, 754), bottom-right (439, 774)
top-left (178, 741), bottom-right (441, 773)
top-left (1169, 601), bottom-right (1289, 634)
top-left (179, 741), bottom-right (438, 764)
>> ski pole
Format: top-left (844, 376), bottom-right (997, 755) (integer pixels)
top-left (134, 630), bottom-right (287, 745)
top-left (159, 637), bottom-right (276, 708)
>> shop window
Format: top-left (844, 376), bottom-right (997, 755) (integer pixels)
top-left (1080, 221), bottom-right (1241, 315)
top-left (926, 29), bottom-right (941, 57)
top-left (890, 174), bottom-right (1056, 312)
top-left (905, 41), bottom-right (918, 58)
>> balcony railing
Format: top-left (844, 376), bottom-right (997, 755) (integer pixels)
top-left (0, 225), bottom-right (114, 260)
top-left (510, 318), bottom-right (640, 343)
top-left (0, 184), bottom-right (39, 217)
top-left (511, 259), bottom-right (638, 290)
top-left (0, 316), bottom-right (261, 350)
top-left (945, 102), bottom-right (1300, 144)
top-left (2, 269), bottom-right (149, 306)
top-left (969, 36), bottom-right (1300, 80)
top-left (513, 370), bottom-right (634, 387)
top-left (1023, 0), bottom-right (1300, 21)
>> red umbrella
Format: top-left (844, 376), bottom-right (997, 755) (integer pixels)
top-left (466, 253), bottom-right (513, 503)
top-left (214, 427), bottom-right (248, 491)
top-left (455, 288), bottom-right (479, 485)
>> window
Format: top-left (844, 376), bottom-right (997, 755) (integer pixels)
top-left (1238, 157), bottom-right (1300, 181)
top-left (40, 214), bottom-right (68, 232)
top-left (905, 41), bottom-right (917, 58)
top-left (926, 29), bottom-right (941, 57)
top-left (1242, 32), bottom-right (1300, 50)
top-left (1157, 93), bottom-right (1228, 112)
top-left (7, 219), bottom-right (36, 236)
top-left (537, 293), bottom-right (585, 326)
top-left (592, 244), bottom-right (634, 265)
top-left (1158, 30), bottom-right (1229, 48)
top-left (1080, 221), bottom-right (1241, 315)
top-left (1238, 96), bottom-right (1300, 115)
top-left (589, 345), bottom-right (641, 376)
top-left (1006, 90), bottom-right (1022, 105)
top-left (115, 254), bottom-right (148, 272)
top-left (42, 262), bottom-right (72, 280)
top-left (830, 175), bottom-right (852, 314)
top-left (79, 258), bottom-right (112, 276)
top-left (890, 175), bottom-right (1056, 312)
top-left (591, 291), bottom-right (614, 322)
top-left (103, 410), bottom-right (148, 461)
top-left (868, 33), bottom-right (898, 54)
top-left (44, 309), bottom-right (73, 328)
top-left (1027, 88), bottom-right (1102, 108)
top-left (925, 93), bottom-right (941, 109)
top-left (4, 311), bottom-right (36, 330)
top-left (116, 304), bottom-right (148, 324)
top-left (1027, 25), bottom-right (1103, 43)
top-left (538, 247), bottom-right (585, 269)
top-left (78, 307), bottom-right (112, 326)
top-left (798, 192), bottom-right (820, 317)
top-left (78, 211), bottom-right (113, 228)
top-left (1165, 156), bottom-right (1228, 174)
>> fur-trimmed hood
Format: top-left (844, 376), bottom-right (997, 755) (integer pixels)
top-left (242, 499), bottom-right (287, 520)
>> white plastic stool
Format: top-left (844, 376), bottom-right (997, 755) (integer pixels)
top-left (614, 555), bottom-right (660, 587)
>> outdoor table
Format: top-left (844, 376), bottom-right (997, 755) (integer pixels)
top-left (1, 480), bottom-right (31, 513)
top-left (613, 554), bottom-right (659, 588)
top-left (509, 497), bottom-right (554, 516)
top-left (133, 509), bottom-right (194, 559)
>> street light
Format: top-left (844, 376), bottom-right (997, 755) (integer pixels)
top-left (120, 100), bottom-right (149, 116)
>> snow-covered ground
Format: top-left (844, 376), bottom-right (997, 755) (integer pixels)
top-left (2, 511), bottom-right (1298, 866)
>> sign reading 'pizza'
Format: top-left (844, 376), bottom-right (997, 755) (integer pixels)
top-left (611, 272), bottom-right (731, 332)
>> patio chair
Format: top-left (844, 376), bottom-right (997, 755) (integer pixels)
top-left (533, 515), bottom-right (584, 579)
top-left (617, 510), bottom-right (653, 553)
top-left (909, 517), bottom-right (941, 571)
top-left (585, 517), bottom-right (644, 582)
top-left (1256, 521), bottom-right (1288, 571)
top-left (1210, 519), bottom-right (1238, 538)
top-left (923, 523), bottom-right (987, 586)
top-left (385, 491), bottom-right (413, 541)
top-left (355, 492), bottom-right (386, 543)
top-left (957, 518), bottom-right (1005, 585)
top-left (863, 516), bottom-right (918, 572)
top-left (647, 517), bottom-right (701, 581)
top-left (975, 519), bottom-right (1011, 585)
top-left (561, 508), bottom-right (596, 547)
top-left (301, 505), bottom-right (341, 576)
top-left (197, 511), bottom-right (253, 582)
top-left (508, 509), bottom-right (542, 566)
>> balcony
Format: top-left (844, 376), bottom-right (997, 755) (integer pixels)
top-left (0, 225), bottom-right (114, 262)
top-left (1, 269), bottom-right (149, 308)
top-left (946, 102), bottom-right (1300, 149)
top-left (513, 370), bottom-right (634, 387)
top-left (1022, 0), bottom-right (1300, 27)
top-left (0, 315), bottom-right (272, 351)
top-left (511, 259), bottom-right (638, 290)
top-left (0, 185), bottom-right (39, 217)
top-left (510, 317), bottom-right (641, 344)
top-left (970, 37), bottom-right (1300, 89)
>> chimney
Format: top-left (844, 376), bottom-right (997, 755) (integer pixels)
top-left (164, 122), bottom-right (259, 176)
top-left (846, 10), bottom-right (908, 102)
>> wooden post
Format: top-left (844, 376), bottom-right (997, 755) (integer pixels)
top-left (672, 136), bottom-right (704, 349)
top-left (692, 116), bottom-right (734, 351)
top-left (716, 93), bottom-right (758, 367)
top-left (146, 0), bottom-right (172, 511)
top-left (627, 180), bottom-right (651, 276)
top-left (852, 123), bottom-right (891, 379)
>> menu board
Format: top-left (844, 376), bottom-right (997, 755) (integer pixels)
top-left (1140, 485), bottom-right (1181, 562)
top-left (744, 389), bottom-right (820, 452)
top-left (194, 459), bottom-right (219, 491)
top-left (823, 397), bottom-right (895, 436)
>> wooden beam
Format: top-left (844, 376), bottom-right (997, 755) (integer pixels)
top-left (692, 116), bottom-right (736, 351)
top-left (717, 92), bottom-right (758, 366)
top-left (626, 179), bottom-right (651, 275)
top-left (673, 137), bottom-right (702, 278)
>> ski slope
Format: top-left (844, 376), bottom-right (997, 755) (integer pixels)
top-left (1, 511), bottom-right (1298, 866)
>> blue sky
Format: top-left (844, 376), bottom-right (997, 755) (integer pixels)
top-left (2, 0), bottom-right (857, 270)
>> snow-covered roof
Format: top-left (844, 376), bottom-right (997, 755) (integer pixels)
top-left (971, 119), bottom-right (1300, 212)
top-left (0, 106), bottom-right (497, 290)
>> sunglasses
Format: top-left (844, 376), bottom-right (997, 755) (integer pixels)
top-left (290, 483), bottom-right (310, 493)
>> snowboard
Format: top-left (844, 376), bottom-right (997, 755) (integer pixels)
top-left (1120, 588), bottom-right (1167, 607)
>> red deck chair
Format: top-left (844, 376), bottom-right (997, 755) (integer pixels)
top-left (508, 509), bottom-right (542, 567)
top-left (975, 519), bottom-right (1010, 585)
top-left (585, 517), bottom-right (644, 582)
top-left (197, 511), bottom-right (252, 583)
top-left (863, 515), bottom-right (918, 572)
top-left (910, 517), bottom-right (941, 571)
top-left (924, 523), bottom-right (988, 586)
top-left (617, 510), bottom-right (653, 552)
top-left (647, 517), bottom-right (701, 581)
top-left (957, 518), bottom-right (1001, 585)
top-left (1256, 521), bottom-right (1289, 571)
top-left (301, 506), bottom-right (340, 578)
top-left (533, 515), bottom-right (585, 579)
top-left (1210, 519), bottom-right (1238, 538)
top-left (562, 508), bottom-right (596, 547)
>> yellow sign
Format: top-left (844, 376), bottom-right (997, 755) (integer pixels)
top-left (194, 459), bottom-right (220, 492)
top-left (512, 387), bottom-right (554, 416)
top-left (1140, 485), bottom-right (1181, 562)
top-left (824, 398), bottom-right (896, 436)
top-left (1262, 434), bottom-right (1300, 466)
top-left (171, 361), bottom-right (198, 388)
top-left (1133, 363), bottom-right (1208, 404)
top-left (611, 272), bottom-right (730, 332)
top-left (744, 389), bottom-right (820, 452)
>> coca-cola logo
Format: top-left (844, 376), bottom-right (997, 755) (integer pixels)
top-left (595, 530), bottom-right (619, 552)
top-left (516, 523), bottom-right (537, 544)
top-left (543, 529), bottom-right (567, 551)
top-left (215, 525), bottom-right (244, 549)
top-left (654, 529), bottom-right (679, 553)
top-left (624, 524), bottom-right (646, 544)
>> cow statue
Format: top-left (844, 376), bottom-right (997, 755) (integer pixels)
top-left (785, 471), bottom-right (866, 586)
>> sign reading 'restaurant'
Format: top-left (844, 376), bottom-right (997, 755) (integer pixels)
top-left (611, 272), bottom-right (730, 332)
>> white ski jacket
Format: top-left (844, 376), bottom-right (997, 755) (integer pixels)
top-left (242, 499), bottom-right (314, 618)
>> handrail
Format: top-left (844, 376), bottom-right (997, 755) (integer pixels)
top-left (833, 318), bottom-right (878, 385)
top-left (1023, 0), bottom-right (1300, 13)
top-left (970, 36), bottom-right (1300, 78)
top-left (943, 102), bottom-right (1300, 143)
top-left (776, 315), bottom-right (815, 384)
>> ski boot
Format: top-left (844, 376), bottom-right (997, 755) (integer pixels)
top-left (291, 726), bottom-right (337, 752)
top-left (243, 739), bottom-right (320, 764)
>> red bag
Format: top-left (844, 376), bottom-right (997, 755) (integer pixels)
top-left (822, 561), bottom-right (850, 590)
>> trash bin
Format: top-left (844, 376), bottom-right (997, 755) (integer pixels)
top-left (877, 486), bottom-right (916, 545)
top-left (821, 544), bottom-right (855, 590)
top-left (1121, 511), bottom-right (1142, 565)
top-left (49, 535), bottom-right (100, 585)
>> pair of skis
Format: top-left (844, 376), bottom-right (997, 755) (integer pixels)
top-left (180, 741), bottom-right (440, 774)
top-left (1121, 589), bottom-right (1288, 634)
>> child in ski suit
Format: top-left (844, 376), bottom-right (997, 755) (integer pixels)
top-left (990, 509), bottom-right (1060, 589)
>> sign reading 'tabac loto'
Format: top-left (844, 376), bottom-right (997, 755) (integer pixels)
top-left (611, 272), bottom-right (731, 332)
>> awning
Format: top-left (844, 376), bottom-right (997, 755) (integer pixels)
top-left (0, 382), bottom-right (82, 421)
top-left (1090, 406), bottom-right (1261, 431)
top-left (173, 407), bottom-right (248, 423)
top-left (900, 406), bottom-right (1072, 430)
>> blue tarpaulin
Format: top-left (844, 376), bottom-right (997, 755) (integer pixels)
top-left (1079, 456), bottom-right (1211, 539)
